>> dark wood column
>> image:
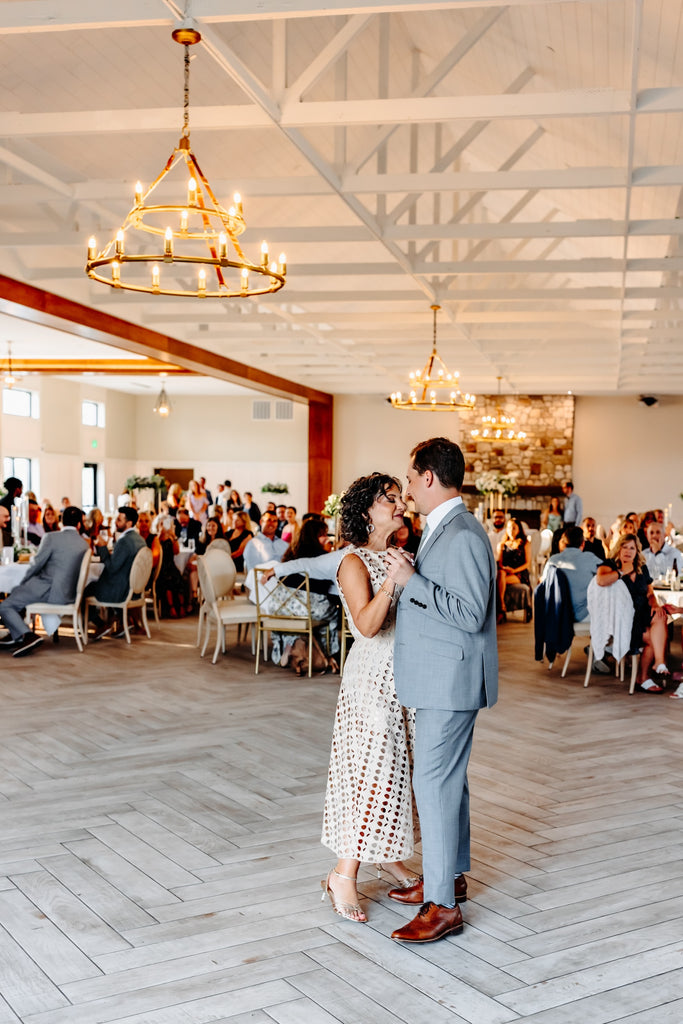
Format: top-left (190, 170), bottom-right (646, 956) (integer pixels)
top-left (308, 398), bottom-right (333, 513)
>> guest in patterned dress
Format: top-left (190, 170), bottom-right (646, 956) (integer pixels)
top-left (321, 473), bottom-right (421, 924)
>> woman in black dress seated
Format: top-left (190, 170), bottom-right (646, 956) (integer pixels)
top-left (197, 516), bottom-right (225, 556)
top-left (226, 512), bottom-right (253, 571)
top-left (271, 518), bottom-right (341, 671)
top-left (596, 534), bottom-right (676, 693)
top-left (496, 517), bottom-right (531, 622)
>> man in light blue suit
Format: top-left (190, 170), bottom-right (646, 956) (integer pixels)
top-left (385, 437), bottom-right (498, 943)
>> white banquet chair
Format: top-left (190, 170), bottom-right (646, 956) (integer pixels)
top-left (84, 546), bottom-right (153, 645)
top-left (24, 548), bottom-right (91, 653)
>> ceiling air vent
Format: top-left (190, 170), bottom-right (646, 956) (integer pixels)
top-left (275, 400), bottom-right (293, 421)
top-left (252, 400), bottom-right (271, 420)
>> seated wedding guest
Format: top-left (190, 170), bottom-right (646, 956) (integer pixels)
top-left (85, 506), bottom-right (146, 640)
top-left (275, 504), bottom-right (288, 537)
top-left (392, 515), bottom-right (420, 555)
top-left (27, 499), bottom-right (44, 546)
top-left (220, 507), bottom-right (235, 535)
top-left (281, 506), bottom-right (300, 545)
top-left (596, 534), bottom-right (678, 693)
top-left (136, 510), bottom-right (161, 574)
top-left (0, 476), bottom-right (23, 512)
top-left (642, 521), bottom-right (680, 579)
top-left (265, 501), bottom-right (277, 514)
top-left (187, 479), bottom-right (209, 525)
top-left (84, 507), bottom-right (105, 549)
top-left (156, 517), bottom-right (188, 617)
top-left (541, 496), bottom-right (563, 533)
top-left (0, 504), bottom-right (11, 547)
top-left (226, 512), bottom-right (253, 571)
top-left (545, 526), bottom-right (601, 624)
top-left (496, 517), bottom-right (531, 623)
top-left (42, 505), bottom-right (60, 533)
top-left (486, 508), bottom-right (507, 554)
top-left (243, 511), bottom-right (288, 575)
top-left (0, 506), bottom-right (89, 657)
top-left (242, 491), bottom-right (261, 524)
top-left (196, 516), bottom-right (225, 555)
top-left (175, 507), bottom-right (201, 548)
top-left (227, 489), bottom-right (242, 511)
top-left (654, 508), bottom-right (677, 541)
top-left (265, 517), bottom-right (341, 670)
top-left (581, 517), bottom-right (606, 559)
top-left (637, 510), bottom-right (657, 550)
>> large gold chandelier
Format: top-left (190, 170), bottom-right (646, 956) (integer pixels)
top-left (85, 23), bottom-right (286, 299)
top-left (471, 377), bottom-right (527, 442)
top-left (388, 305), bottom-right (476, 411)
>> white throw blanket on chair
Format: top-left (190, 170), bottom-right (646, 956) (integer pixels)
top-left (586, 577), bottom-right (634, 663)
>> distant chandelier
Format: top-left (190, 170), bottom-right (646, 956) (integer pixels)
top-left (85, 22), bottom-right (286, 299)
top-left (388, 305), bottom-right (476, 411)
top-left (153, 376), bottom-right (171, 417)
top-left (471, 376), bottom-right (527, 442)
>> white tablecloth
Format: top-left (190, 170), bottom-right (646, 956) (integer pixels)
top-left (653, 586), bottom-right (683, 618)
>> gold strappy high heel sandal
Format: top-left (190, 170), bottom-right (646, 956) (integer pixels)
top-left (376, 864), bottom-right (423, 888)
top-left (321, 868), bottom-right (367, 923)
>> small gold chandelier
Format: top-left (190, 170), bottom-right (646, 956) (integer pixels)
top-left (4, 343), bottom-right (16, 388)
top-left (388, 305), bottom-right (476, 411)
top-left (85, 23), bottom-right (286, 299)
top-left (153, 375), bottom-right (171, 417)
top-left (471, 377), bottom-right (527, 442)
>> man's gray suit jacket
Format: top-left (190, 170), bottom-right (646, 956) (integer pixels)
top-left (93, 530), bottom-right (146, 603)
top-left (13, 528), bottom-right (90, 606)
top-left (394, 503), bottom-right (498, 711)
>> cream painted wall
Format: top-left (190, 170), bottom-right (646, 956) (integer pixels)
top-left (333, 394), bottom-right (464, 493)
top-left (574, 396), bottom-right (683, 531)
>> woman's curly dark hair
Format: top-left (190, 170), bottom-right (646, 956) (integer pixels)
top-left (339, 473), bottom-right (401, 545)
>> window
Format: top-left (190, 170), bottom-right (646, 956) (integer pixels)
top-left (82, 463), bottom-right (99, 512)
top-left (3, 457), bottom-right (35, 494)
top-left (82, 400), bottom-right (105, 427)
top-left (2, 387), bottom-right (39, 418)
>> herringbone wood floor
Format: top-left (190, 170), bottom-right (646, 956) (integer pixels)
top-left (0, 617), bottom-right (681, 1023)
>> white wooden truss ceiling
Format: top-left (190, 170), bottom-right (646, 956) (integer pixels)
top-left (1, 0), bottom-right (683, 397)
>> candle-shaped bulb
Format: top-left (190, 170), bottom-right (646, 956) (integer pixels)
top-left (164, 226), bottom-right (173, 259)
top-left (115, 229), bottom-right (124, 256)
top-left (269, 261), bottom-right (278, 273)
top-left (218, 232), bottom-right (227, 259)
top-left (233, 192), bottom-right (242, 210)
top-left (87, 236), bottom-right (97, 260)
top-left (134, 181), bottom-right (143, 205)
top-left (112, 260), bottom-right (120, 284)
top-left (261, 240), bottom-right (269, 267)
top-left (279, 252), bottom-right (287, 275)
top-left (152, 264), bottom-right (160, 290)
top-left (240, 267), bottom-right (249, 292)
top-left (188, 177), bottom-right (197, 205)
top-left (198, 268), bottom-right (206, 296)
top-left (180, 210), bottom-right (188, 232)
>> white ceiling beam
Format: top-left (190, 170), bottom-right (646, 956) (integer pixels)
top-left (0, 0), bottom-right (616, 34)
top-left (285, 13), bottom-right (374, 102)
top-left (346, 168), bottom-right (629, 192)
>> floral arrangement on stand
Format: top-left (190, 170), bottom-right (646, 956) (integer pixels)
top-left (323, 492), bottom-right (344, 546)
top-left (124, 474), bottom-right (169, 512)
top-left (474, 469), bottom-right (520, 518)
top-left (261, 482), bottom-right (289, 495)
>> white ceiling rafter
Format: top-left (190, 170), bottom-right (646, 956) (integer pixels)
top-left (1, 0), bottom-right (683, 397)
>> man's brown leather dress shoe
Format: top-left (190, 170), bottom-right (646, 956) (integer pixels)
top-left (388, 873), bottom-right (467, 905)
top-left (391, 901), bottom-right (463, 943)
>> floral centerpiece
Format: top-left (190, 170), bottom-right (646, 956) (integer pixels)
top-left (475, 469), bottom-right (520, 517)
top-left (323, 492), bottom-right (344, 545)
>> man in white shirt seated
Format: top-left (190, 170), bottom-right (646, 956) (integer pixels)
top-left (643, 521), bottom-right (680, 579)
top-left (243, 511), bottom-right (288, 575)
top-left (486, 508), bottom-right (506, 554)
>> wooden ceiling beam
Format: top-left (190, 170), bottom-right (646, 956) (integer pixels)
top-left (0, 359), bottom-right (195, 376)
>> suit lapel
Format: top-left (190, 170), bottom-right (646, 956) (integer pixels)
top-left (416, 503), bottom-right (466, 567)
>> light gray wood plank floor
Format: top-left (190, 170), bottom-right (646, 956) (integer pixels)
top-left (0, 616), bottom-right (681, 1023)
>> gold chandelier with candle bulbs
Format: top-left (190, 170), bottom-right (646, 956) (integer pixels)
top-left (471, 377), bottom-right (527, 442)
top-left (388, 305), bottom-right (476, 411)
top-left (85, 23), bottom-right (286, 299)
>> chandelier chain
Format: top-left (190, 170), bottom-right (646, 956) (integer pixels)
top-left (183, 44), bottom-right (191, 137)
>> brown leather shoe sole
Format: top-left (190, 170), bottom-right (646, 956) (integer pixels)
top-left (391, 903), bottom-right (464, 943)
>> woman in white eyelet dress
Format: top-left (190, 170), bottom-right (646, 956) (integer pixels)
top-left (320, 473), bottom-right (420, 924)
